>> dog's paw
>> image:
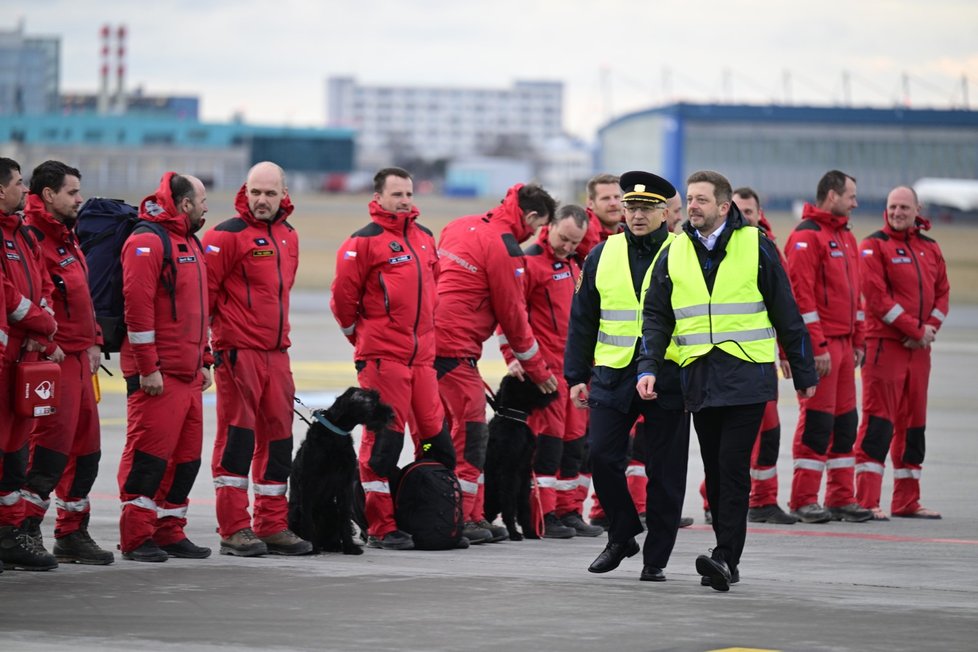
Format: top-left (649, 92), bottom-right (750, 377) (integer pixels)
top-left (508, 531), bottom-right (524, 541)
top-left (343, 544), bottom-right (365, 556)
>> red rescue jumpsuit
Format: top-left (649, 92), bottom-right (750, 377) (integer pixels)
top-left (117, 173), bottom-right (210, 553)
top-left (203, 186), bottom-right (298, 539)
top-left (330, 200), bottom-right (445, 538)
top-left (0, 208), bottom-right (58, 527)
top-left (785, 203), bottom-right (865, 510)
top-left (435, 185), bottom-right (551, 523)
top-left (21, 194), bottom-right (103, 537)
top-left (498, 229), bottom-right (587, 519)
top-left (854, 213), bottom-right (949, 515)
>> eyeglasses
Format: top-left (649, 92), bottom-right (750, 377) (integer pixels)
top-left (623, 203), bottom-right (665, 214)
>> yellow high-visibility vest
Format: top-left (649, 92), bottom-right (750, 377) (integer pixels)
top-left (666, 226), bottom-right (776, 367)
top-left (593, 232), bottom-right (678, 368)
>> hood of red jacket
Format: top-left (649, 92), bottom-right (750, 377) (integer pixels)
top-left (139, 172), bottom-right (199, 236)
top-left (757, 211), bottom-right (776, 242)
top-left (368, 199), bottom-right (419, 232)
top-left (801, 202), bottom-right (850, 230)
top-left (24, 193), bottom-right (72, 241)
top-left (881, 208), bottom-right (931, 240)
top-left (488, 184), bottom-right (533, 241)
top-left (233, 183), bottom-right (295, 227)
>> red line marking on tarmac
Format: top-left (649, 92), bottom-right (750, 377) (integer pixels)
top-left (741, 525), bottom-right (978, 545)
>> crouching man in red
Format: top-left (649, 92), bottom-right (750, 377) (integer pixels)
top-left (204, 162), bottom-right (311, 557)
top-left (331, 167), bottom-right (454, 550)
top-left (117, 172), bottom-right (212, 562)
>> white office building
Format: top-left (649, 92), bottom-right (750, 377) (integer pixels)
top-left (327, 76), bottom-right (564, 167)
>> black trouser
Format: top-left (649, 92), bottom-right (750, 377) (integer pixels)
top-left (695, 402), bottom-right (766, 570)
top-left (589, 398), bottom-right (689, 568)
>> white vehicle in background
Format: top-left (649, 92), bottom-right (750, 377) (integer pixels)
top-left (914, 178), bottom-right (978, 222)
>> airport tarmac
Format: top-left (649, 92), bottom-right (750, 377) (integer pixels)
top-left (1, 293), bottom-right (976, 652)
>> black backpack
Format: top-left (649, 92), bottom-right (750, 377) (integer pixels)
top-left (394, 460), bottom-right (464, 550)
top-left (75, 197), bottom-right (175, 354)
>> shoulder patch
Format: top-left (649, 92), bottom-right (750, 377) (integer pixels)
top-left (352, 223), bottom-right (384, 238)
top-left (523, 243), bottom-right (544, 256)
top-left (416, 222), bottom-right (433, 237)
top-left (214, 217), bottom-right (249, 233)
top-left (795, 220), bottom-right (822, 232)
top-left (24, 224), bottom-right (45, 242)
top-left (917, 233), bottom-right (936, 243)
top-left (867, 230), bottom-right (889, 241)
top-left (282, 219), bottom-right (295, 232)
top-left (501, 233), bottom-right (523, 257)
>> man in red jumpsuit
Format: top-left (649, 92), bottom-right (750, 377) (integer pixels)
top-left (0, 157), bottom-right (61, 571)
top-left (854, 186), bottom-right (949, 520)
top-left (498, 204), bottom-right (601, 538)
top-left (21, 160), bottom-right (114, 564)
top-left (435, 183), bottom-right (558, 544)
top-left (331, 167), bottom-right (454, 550)
top-left (785, 170), bottom-right (872, 524)
top-left (204, 162), bottom-right (312, 557)
top-left (117, 172), bottom-right (213, 562)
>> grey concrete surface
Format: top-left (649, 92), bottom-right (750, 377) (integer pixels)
top-left (2, 294), bottom-right (976, 652)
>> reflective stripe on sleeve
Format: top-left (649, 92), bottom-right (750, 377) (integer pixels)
top-left (801, 311), bottom-right (820, 324)
top-left (340, 323), bottom-right (355, 336)
top-left (882, 304), bottom-right (905, 324)
top-left (10, 296), bottom-right (31, 322)
top-left (128, 330), bottom-right (156, 344)
top-left (931, 308), bottom-right (946, 323)
top-left (512, 340), bottom-right (540, 361)
top-left (362, 480), bottom-right (390, 494)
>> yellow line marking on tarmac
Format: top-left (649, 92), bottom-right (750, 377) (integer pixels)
top-left (95, 360), bottom-right (511, 394)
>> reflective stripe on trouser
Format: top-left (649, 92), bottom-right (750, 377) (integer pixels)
top-left (854, 338), bottom-right (931, 514)
top-left (790, 336), bottom-right (857, 510)
top-left (748, 398), bottom-right (781, 508)
top-left (212, 349), bottom-right (294, 539)
top-left (23, 351), bottom-right (101, 537)
top-left (536, 475), bottom-right (558, 516)
top-left (118, 373), bottom-right (203, 552)
top-left (358, 358), bottom-right (443, 537)
top-left (625, 463), bottom-right (647, 514)
top-left (438, 360), bottom-right (487, 522)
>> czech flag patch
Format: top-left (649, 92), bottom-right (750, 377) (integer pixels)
top-left (135, 247), bottom-right (152, 256)
top-left (343, 250), bottom-right (357, 260)
top-left (515, 267), bottom-right (525, 277)
top-left (861, 249), bottom-right (874, 257)
top-left (794, 242), bottom-right (808, 250)
top-left (205, 244), bottom-right (221, 254)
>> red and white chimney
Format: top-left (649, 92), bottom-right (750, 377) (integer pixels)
top-left (97, 24), bottom-right (111, 114)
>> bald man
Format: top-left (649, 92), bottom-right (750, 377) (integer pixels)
top-left (202, 162), bottom-right (312, 557)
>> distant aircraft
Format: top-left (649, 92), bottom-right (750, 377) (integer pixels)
top-left (914, 178), bottom-right (978, 221)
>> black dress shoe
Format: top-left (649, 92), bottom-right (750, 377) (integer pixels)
top-left (695, 553), bottom-right (732, 591)
top-left (587, 538), bottom-right (639, 573)
top-left (639, 565), bottom-right (665, 582)
top-left (701, 567), bottom-right (739, 586)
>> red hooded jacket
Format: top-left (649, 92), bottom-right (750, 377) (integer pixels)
top-left (22, 194), bottom-right (101, 354)
top-left (434, 184), bottom-right (550, 383)
top-left (499, 227), bottom-right (579, 372)
top-left (859, 213), bottom-right (949, 342)
top-left (1, 209), bottom-right (58, 361)
top-left (202, 185), bottom-right (297, 351)
top-left (120, 173), bottom-right (209, 380)
top-left (574, 207), bottom-right (622, 261)
top-left (784, 203), bottom-right (865, 353)
top-left (330, 200), bottom-right (439, 366)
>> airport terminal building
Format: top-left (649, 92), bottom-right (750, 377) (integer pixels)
top-left (598, 103), bottom-right (978, 210)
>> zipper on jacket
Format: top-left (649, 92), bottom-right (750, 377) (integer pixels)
top-left (12, 231), bottom-right (36, 303)
top-left (545, 289), bottom-right (558, 331)
top-left (269, 223), bottom-right (285, 349)
top-left (191, 235), bottom-right (206, 371)
top-left (242, 267), bottom-right (252, 309)
top-left (839, 228), bottom-right (855, 332)
top-left (907, 240), bottom-right (925, 325)
top-left (403, 223), bottom-right (421, 366)
top-left (378, 272), bottom-right (391, 316)
top-left (52, 274), bottom-right (71, 319)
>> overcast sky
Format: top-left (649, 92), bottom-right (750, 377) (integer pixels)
top-left (14, 0), bottom-right (978, 139)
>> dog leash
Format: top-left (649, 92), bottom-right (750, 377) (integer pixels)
top-left (293, 396), bottom-right (353, 436)
top-left (482, 380), bottom-right (531, 424)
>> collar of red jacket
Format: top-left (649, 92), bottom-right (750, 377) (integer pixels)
top-left (0, 208), bottom-right (20, 229)
top-left (368, 199), bottom-right (419, 230)
top-left (801, 202), bottom-right (850, 230)
top-left (757, 211), bottom-right (776, 241)
top-left (139, 172), bottom-right (193, 236)
top-left (881, 209), bottom-right (931, 240)
top-left (586, 206), bottom-right (624, 236)
top-left (233, 184), bottom-right (295, 226)
top-left (487, 183), bottom-right (533, 241)
top-left (24, 193), bottom-right (73, 241)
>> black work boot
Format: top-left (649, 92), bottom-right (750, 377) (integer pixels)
top-left (54, 527), bottom-right (115, 565)
top-left (0, 525), bottom-right (58, 571)
top-left (22, 516), bottom-right (45, 551)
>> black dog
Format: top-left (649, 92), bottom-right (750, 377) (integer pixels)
top-left (288, 388), bottom-right (393, 554)
top-left (483, 375), bottom-right (558, 541)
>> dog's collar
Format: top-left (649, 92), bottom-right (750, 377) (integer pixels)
top-left (496, 407), bottom-right (529, 424)
top-left (314, 413), bottom-right (352, 436)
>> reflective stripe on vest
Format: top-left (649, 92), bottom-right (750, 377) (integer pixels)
top-left (666, 227), bottom-right (776, 367)
top-left (593, 232), bottom-right (678, 368)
